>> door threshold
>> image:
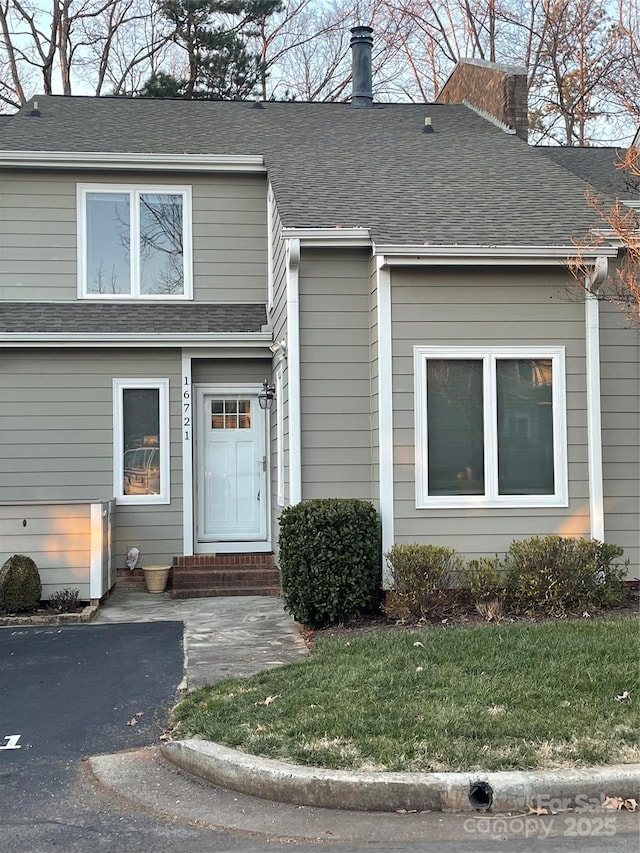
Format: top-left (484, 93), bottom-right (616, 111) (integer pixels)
top-left (195, 542), bottom-right (272, 555)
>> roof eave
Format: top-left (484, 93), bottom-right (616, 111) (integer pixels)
top-left (373, 244), bottom-right (619, 266)
top-left (0, 331), bottom-right (273, 348)
top-left (0, 151), bottom-right (266, 172)
top-left (281, 227), bottom-right (372, 247)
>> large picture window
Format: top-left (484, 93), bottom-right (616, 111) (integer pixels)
top-left (78, 185), bottom-right (192, 298)
top-left (113, 379), bottom-right (170, 504)
top-left (414, 347), bottom-right (567, 508)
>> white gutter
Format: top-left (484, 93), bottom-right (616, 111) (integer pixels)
top-left (376, 256), bottom-right (394, 586)
top-left (584, 259), bottom-right (607, 541)
top-left (281, 227), bottom-right (371, 247)
top-left (0, 332), bottom-right (272, 348)
top-left (374, 244), bottom-right (618, 265)
top-left (286, 239), bottom-right (302, 504)
top-left (0, 151), bottom-right (266, 173)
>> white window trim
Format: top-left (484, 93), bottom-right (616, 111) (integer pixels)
top-left (113, 378), bottom-right (171, 505)
top-left (414, 346), bottom-right (568, 509)
top-left (77, 184), bottom-right (193, 300)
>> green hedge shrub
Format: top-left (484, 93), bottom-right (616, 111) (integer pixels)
top-left (0, 554), bottom-right (42, 613)
top-left (278, 499), bottom-right (381, 628)
top-left (462, 557), bottom-right (504, 604)
top-left (384, 544), bottom-right (463, 621)
top-left (503, 535), bottom-right (627, 615)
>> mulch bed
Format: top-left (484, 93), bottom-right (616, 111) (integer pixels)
top-left (301, 589), bottom-right (640, 647)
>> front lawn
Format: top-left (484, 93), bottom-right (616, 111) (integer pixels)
top-left (171, 618), bottom-right (639, 773)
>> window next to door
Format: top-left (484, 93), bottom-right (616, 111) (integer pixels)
top-left (113, 379), bottom-right (170, 504)
top-left (413, 346), bottom-right (568, 509)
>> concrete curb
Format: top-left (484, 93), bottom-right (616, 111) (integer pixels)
top-left (161, 739), bottom-right (640, 814)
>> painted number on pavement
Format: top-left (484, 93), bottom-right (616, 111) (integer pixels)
top-left (0, 735), bottom-right (21, 750)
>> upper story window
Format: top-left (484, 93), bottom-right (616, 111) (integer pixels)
top-left (414, 346), bottom-right (568, 509)
top-left (78, 184), bottom-right (192, 299)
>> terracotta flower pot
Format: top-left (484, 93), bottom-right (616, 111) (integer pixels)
top-left (142, 565), bottom-right (170, 594)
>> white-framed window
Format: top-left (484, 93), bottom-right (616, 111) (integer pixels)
top-left (414, 346), bottom-right (568, 508)
top-left (78, 184), bottom-right (192, 299)
top-left (113, 379), bottom-right (170, 504)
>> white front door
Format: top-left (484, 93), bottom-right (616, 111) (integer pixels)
top-left (196, 389), bottom-right (267, 543)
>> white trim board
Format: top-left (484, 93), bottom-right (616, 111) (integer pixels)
top-left (585, 294), bottom-right (604, 540)
top-left (376, 258), bottom-right (395, 587)
top-left (286, 238), bottom-right (302, 505)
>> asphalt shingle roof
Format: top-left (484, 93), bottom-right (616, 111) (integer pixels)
top-left (0, 95), bottom-right (631, 246)
top-left (0, 302), bottom-right (267, 334)
top-left (538, 146), bottom-right (637, 200)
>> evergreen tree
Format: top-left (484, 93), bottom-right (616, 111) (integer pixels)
top-left (139, 0), bottom-right (281, 100)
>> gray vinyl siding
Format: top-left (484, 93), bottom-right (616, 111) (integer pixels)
top-left (191, 357), bottom-right (270, 385)
top-left (299, 248), bottom-right (372, 501)
top-left (0, 169), bottom-right (267, 303)
top-left (0, 347), bottom-right (183, 569)
top-left (0, 502), bottom-right (92, 599)
top-left (0, 499), bottom-right (114, 599)
top-left (599, 299), bottom-right (640, 579)
top-left (391, 266), bottom-right (590, 560)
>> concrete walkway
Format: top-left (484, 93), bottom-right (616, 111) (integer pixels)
top-left (94, 590), bottom-right (308, 690)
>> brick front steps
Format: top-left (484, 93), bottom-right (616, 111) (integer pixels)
top-left (170, 554), bottom-right (280, 599)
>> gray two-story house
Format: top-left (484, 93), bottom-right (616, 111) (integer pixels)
top-left (1, 30), bottom-right (638, 600)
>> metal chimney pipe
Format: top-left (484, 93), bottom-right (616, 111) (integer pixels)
top-left (350, 25), bottom-right (373, 108)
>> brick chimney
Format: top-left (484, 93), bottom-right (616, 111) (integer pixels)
top-left (436, 58), bottom-right (528, 141)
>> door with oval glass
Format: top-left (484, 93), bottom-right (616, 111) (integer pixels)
top-left (196, 389), bottom-right (267, 543)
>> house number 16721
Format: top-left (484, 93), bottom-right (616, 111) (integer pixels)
top-left (183, 377), bottom-right (191, 441)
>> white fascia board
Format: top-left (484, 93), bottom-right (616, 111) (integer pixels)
top-left (0, 151), bottom-right (266, 172)
top-left (0, 332), bottom-right (273, 348)
top-left (280, 227), bottom-right (371, 247)
top-left (374, 244), bottom-right (619, 265)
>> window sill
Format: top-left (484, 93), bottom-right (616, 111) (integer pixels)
top-left (415, 495), bottom-right (569, 510)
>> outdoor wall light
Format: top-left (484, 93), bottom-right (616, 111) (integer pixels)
top-left (258, 379), bottom-right (275, 410)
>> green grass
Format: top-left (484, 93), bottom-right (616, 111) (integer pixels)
top-left (171, 618), bottom-right (640, 773)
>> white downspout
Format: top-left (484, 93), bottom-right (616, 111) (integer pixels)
top-left (585, 258), bottom-right (606, 541)
top-left (287, 239), bottom-right (302, 504)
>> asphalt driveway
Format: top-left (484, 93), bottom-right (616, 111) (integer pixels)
top-left (0, 622), bottom-right (184, 811)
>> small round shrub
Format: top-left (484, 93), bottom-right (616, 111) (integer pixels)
top-left (0, 554), bottom-right (42, 613)
top-left (462, 557), bottom-right (505, 603)
top-left (278, 499), bottom-right (381, 628)
top-left (503, 535), bottom-right (627, 615)
top-left (384, 544), bottom-right (463, 621)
